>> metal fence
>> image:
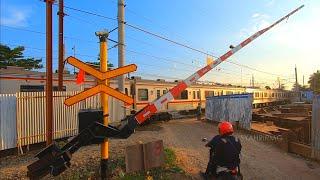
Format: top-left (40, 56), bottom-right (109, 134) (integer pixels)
top-left (0, 94), bottom-right (17, 150)
top-left (205, 94), bottom-right (253, 130)
top-left (1, 91), bottom-right (123, 152)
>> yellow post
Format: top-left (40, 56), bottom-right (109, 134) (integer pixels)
top-left (96, 30), bottom-right (109, 179)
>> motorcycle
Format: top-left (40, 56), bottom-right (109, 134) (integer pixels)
top-left (200, 137), bottom-right (243, 180)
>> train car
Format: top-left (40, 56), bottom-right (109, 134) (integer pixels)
top-left (127, 77), bottom-right (246, 112)
top-left (246, 87), bottom-right (292, 108)
top-left (0, 66), bottom-right (293, 113)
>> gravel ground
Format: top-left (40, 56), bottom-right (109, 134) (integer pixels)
top-left (1, 118), bottom-right (320, 180)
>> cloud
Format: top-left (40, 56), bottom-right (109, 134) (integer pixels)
top-left (0, 6), bottom-right (31, 27)
top-left (238, 13), bottom-right (271, 38)
top-left (266, 0), bottom-right (276, 7)
top-left (252, 13), bottom-right (260, 18)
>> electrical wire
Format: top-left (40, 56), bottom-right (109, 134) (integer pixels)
top-left (6, 2), bottom-right (294, 84)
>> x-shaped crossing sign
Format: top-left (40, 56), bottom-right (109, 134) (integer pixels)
top-left (64, 56), bottom-right (137, 106)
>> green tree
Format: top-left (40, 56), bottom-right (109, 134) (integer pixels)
top-left (292, 83), bottom-right (302, 91)
top-left (0, 44), bottom-right (43, 70)
top-left (85, 61), bottom-right (114, 70)
top-left (265, 86), bottom-right (271, 90)
top-left (308, 70), bottom-right (320, 94)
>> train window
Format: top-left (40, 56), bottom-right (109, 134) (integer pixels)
top-left (272, 93), bottom-right (274, 97)
top-left (157, 90), bottom-right (161, 98)
top-left (226, 91), bottom-right (233, 95)
top-left (20, 85), bottom-right (44, 92)
top-left (138, 89), bottom-right (148, 101)
top-left (197, 91), bottom-right (201, 99)
top-left (255, 92), bottom-right (259, 98)
top-left (205, 91), bottom-right (214, 98)
top-left (193, 91), bottom-right (196, 99)
top-left (176, 90), bottom-right (188, 100)
top-left (264, 93), bottom-right (267, 97)
top-left (125, 88), bottom-right (128, 95)
top-left (163, 90), bottom-right (167, 95)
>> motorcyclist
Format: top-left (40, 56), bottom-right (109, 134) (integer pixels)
top-left (201, 121), bottom-right (242, 180)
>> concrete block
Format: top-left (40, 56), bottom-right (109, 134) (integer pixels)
top-left (143, 140), bottom-right (165, 170)
top-left (125, 140), bottom-right (165, 173)
top-left (125, 143), bottom-right (144, 173)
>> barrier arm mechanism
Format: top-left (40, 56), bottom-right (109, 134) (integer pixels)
top-left (27, 5), bottom-right (304, 178)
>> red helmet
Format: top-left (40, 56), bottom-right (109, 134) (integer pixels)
top-left (218, 121), bottom-right (234, 135)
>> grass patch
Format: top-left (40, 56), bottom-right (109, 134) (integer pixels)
top-left (60, 148), bottom-right (188, 179)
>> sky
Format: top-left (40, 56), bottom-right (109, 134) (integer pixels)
top-left (0, 0), bottom-right (319, 89)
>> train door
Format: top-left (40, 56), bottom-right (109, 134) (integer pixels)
top-left (155, 88), bottom-right (167, 111)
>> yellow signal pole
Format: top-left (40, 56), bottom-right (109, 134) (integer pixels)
top-left (96, 30), bottom-right (109, 179)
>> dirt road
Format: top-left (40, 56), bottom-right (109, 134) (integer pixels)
top-left (1, 118), bottom-right (320, 179)
top-left (157, 119), bottom-right (320, 180)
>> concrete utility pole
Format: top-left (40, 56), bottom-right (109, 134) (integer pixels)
top-left (58, 0), bottom-right (64, 90)
top-left (96, 30), bottom-right (109, 179)
top-left (45, 0), bottom-right (54, 145)
top-left (118, 0), bottom-right (126, 119)
top-left (72, 45), bottom-right (76, 74)
top-left (252, 74), bottom-right (255, 87)
top-left (240, 68), bottom-right (242, 87)
top-left (118, 0), bottom-right (125, 92)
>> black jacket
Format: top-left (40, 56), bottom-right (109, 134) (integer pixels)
top-left (206, 135), bottom-right (241, 169)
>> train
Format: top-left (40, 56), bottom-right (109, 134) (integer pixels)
top-left (0, 66), bottom-right (298, 113)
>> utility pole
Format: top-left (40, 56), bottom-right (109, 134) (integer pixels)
top-left (252, 74), bottom-right (255, 87)
top-left (96, 30), bottom-right (109, 179)
top-left (45, 0), bottom-right (54, 145)
top-left (303, 75), bottom-right (305, 86)
top-left (131, 78), bottom-right (137, 112)
top-left (277, 77), bottom-right (280, 89)
top-left (118, 0), bottom-right (125, 92)
top-left (118, 0), bottom-right (126, 119)
top-left (240, 67), bottom-right (242, 87)
top-left (58, 0), bottom-right (64, 90)
top-left (72, 45), bottom-right (76, 74)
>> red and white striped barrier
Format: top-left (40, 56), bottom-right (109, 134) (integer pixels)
top-left (135, 5), bottom-right (304, 124)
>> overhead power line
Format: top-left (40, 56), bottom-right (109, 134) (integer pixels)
top-left (126, 23), bottom-right (213, 57)
top-left (0, 25), bottom-right (119, 45)
top-left (43, 3), bottom-right (291, 78)
top-left (53, 3), bottom-right (117, 21)
top-left (8, 3), bottom-right (292, 79)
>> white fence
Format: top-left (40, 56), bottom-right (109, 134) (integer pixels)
top-left (0, 91), bottom-right (123, 152)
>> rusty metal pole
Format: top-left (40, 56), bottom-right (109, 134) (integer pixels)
top-left (96, 30), bottom-right (109, 179)
top-left (46, 0), bottom-right (54, 145)
top-left (58, 0), bottom-right (64, 90)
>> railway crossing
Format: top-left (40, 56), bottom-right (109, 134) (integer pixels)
top-left (26, 4), bottom-right (305, 179)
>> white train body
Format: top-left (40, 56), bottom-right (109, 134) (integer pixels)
top-left (0, 67), bottom-right (296, 112)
